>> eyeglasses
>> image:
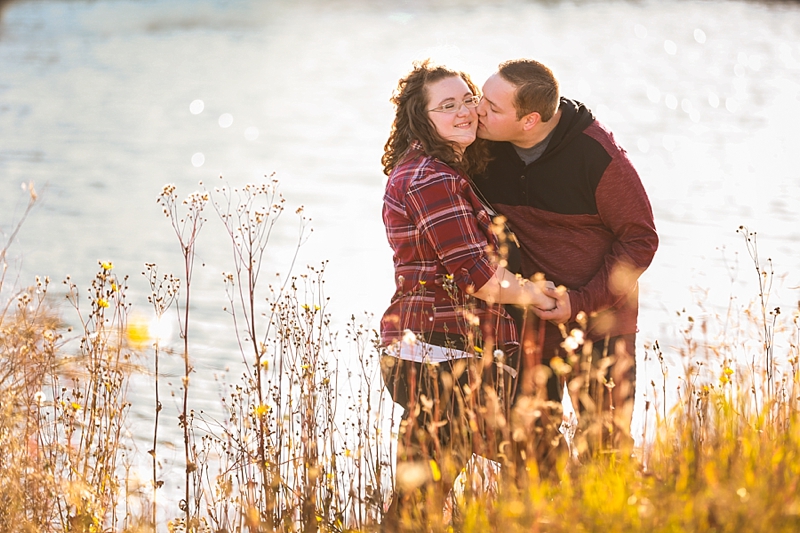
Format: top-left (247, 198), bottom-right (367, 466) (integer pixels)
top-left (428, 95), bottom-right (481, 113)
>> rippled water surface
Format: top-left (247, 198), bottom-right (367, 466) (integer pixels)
top-left (2, 0), bottom-right (800, 510)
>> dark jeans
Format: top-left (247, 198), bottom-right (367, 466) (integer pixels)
top-left (505, 305), bottom-right (636, 406)
top-left (380, 352), bottom-right (514, 462)
top-left (506, 305), bottom-right (637, 459)
top-left (381, 356), bottom-right (470, 459)
top-left (380, 350), bottom-right (516, 532)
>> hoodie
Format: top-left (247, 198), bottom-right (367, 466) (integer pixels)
top-left (473, 98), bottom-right (658, 342)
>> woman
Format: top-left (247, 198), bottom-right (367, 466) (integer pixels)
top-left (379, 60), bottom-right (554, 530)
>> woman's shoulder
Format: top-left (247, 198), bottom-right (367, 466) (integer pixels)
top-left (391, 145), bottom-right (465, 188)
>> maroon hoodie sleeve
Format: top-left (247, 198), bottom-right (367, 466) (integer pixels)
top-left (566, 147), bottom-right (659, 321)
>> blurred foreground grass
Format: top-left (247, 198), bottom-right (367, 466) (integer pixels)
top-left (1, 185), bottom-right (798, 532)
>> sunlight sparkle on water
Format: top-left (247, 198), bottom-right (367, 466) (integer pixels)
top-left (244, 126), bottom-right (259, 141)
top-left (123, 313), bottom-right (175, 346)
top-left (219, 113), bottom-right (233, 128)
top-left (694, 29), bottom-right (707, 44)
top-left (191, 152), bottom-right (205, 167)
top-left (189, 99), bottom-right (204, 114)
top-left (150, 314), bottom-right (174, 343)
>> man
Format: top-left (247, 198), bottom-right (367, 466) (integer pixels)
top-left (473, 59), bottom-right (658, 459)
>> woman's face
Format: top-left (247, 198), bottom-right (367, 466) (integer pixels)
top-left (425, 76), bottom-right (478, 153)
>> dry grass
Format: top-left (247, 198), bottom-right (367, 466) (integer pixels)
top-left (1, 185), bottom-right (798, 532)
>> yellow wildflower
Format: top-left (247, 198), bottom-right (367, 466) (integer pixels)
top-left (97, 298), bottom-right (109, 308)
top-left (101, 261), bottom-right (113, 271)
top-left (429, 459), bottom-right (442, 482)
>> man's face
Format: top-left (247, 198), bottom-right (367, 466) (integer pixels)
top-left (476, 73), bottom-right (523, 142)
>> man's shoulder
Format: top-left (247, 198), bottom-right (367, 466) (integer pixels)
top-left (580, 119), bottom-right (626, 158)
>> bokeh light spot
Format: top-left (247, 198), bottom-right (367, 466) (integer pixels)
top-left (680, 98), bottom-right (693, 113)
top-left (637, 138), bottom-right (650, 153)
top-left (725, 98), bottom-right (739, 113)
top-left (126, 314), bottom-right (150, 348)
top-left (734, 64), bottom-right (745, 78)
top-left (191, 153), bottom-right (205, 167)
top-left (634, 24), bottom-right (647, 39)
top-left (664, 40), bottom-right (677, 55)
top-left (662, 135), bottom-right (676, 152)
top-left (694, 29), bottom-right (706, 44)
top-left (219, 113), bottom-right (234, 128)
top-left (150, 314), bottom-right (174, 343)
top-left (244, 127), bottom-right (259, 141)
top-left (665, 94), bottom-right (678, 110)
top-left (708, 92), bottom-right (720, 108)
top-left (189, 99), bottom-right (204, 114)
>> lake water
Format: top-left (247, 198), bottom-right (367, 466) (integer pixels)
top-left (2, 0), bottom-right (800, 517)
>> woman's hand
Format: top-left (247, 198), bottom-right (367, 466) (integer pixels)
top-left (471, 267), bottom-right (557, 309)
top-left (525, 279), bottom-right (557, 311)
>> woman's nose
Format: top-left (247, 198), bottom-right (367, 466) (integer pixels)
top-left (456, 102), bottom-right (471, 116)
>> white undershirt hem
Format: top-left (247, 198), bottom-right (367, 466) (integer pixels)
top-left (384, 338), bottom-right (473, 363)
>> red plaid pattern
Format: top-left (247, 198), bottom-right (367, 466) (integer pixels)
top-left (380, 142), bottom-right (518, 355)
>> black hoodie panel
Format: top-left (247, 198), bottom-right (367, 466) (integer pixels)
top-left (476, 98), bottom-right (609, 216)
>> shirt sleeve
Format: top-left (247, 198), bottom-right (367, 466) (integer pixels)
top-left (405, 169), bottom-right (497, 294)
top-left (567, 150), bottom-right (659, 320)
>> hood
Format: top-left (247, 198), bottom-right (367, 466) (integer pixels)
top-left (538, 97), bottom-right (595, 162)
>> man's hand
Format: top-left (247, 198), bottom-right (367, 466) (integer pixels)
top-left (534, 285), bottom-right (571, 324)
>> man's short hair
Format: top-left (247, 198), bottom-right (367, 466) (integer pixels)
top-left (497, 59), bottom-right (559, 122)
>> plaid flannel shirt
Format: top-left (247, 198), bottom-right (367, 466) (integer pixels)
top-left (380, 141), bottom-right (518, 356)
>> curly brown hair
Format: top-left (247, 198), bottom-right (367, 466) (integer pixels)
top-left (381, 60), bottom-right (489, 177)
